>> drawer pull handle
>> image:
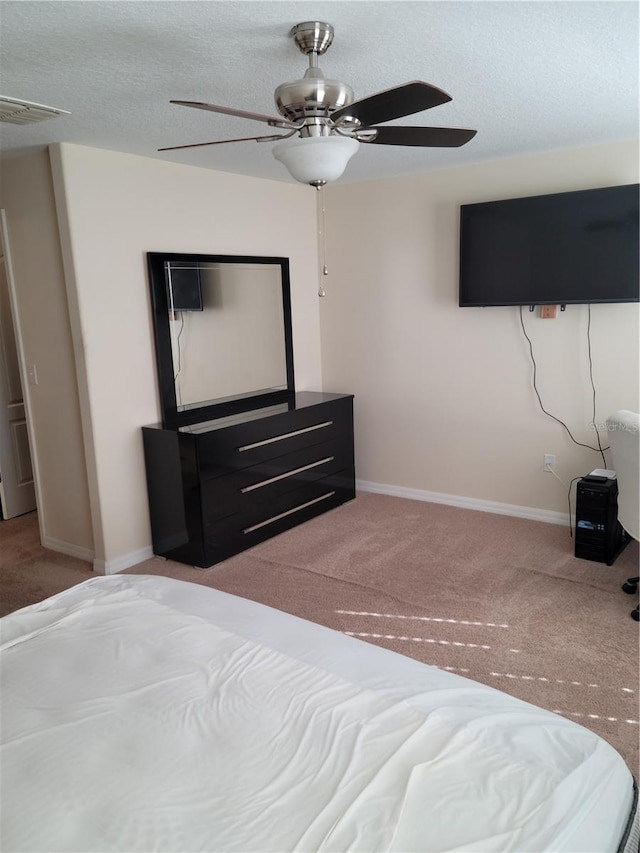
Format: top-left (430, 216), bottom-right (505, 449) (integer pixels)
top-left (238, 421), bottom-right (333, 452)
top-left (243, 492), bottom-right (335, 534)
top-left (240, 457), bottom-right (334, 493)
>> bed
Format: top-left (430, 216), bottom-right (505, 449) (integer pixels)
top-left (1, 574), bottom-right (637, 852)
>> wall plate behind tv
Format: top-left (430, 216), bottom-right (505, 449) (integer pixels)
top-left (540, 305), bottom-right (557, 319)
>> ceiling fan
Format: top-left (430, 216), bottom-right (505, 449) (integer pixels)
top-left (160, 21), bottom-right (477, 188)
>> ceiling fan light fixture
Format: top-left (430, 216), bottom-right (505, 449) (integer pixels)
top-left (164, 22), bottom-right (476, 173)
top-left (272, 135), bottom-right (359, 187)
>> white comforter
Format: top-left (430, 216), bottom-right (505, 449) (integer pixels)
top-left (1, 574), bottom-right (634, 852)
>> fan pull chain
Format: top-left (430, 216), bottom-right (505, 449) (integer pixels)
top-left (317, 186), bottom-right (328, 297)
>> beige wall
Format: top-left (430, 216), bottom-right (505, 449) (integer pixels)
top-left (321, 141), bottom-right (639, 518)
top-left (0, 150), bottom-right (93, 554)
top-left (3, 139), bottom-right (636, 569)
top-left (49, 143), bottom-right (321, 572)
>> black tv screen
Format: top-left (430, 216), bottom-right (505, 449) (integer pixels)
top-left (459, 184), bottom-right (639, 306)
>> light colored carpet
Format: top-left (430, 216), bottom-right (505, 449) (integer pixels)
top-left (2, 493), bottom-right (639, 775)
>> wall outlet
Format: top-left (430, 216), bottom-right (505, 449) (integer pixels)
top-left (539, 305), bottom-right (557, 319)
top-left (543, 454), bottom-right (555, 472)
top-left (26, 364), bottom-right (38, 386)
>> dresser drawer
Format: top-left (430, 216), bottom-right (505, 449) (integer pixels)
top-left (195, 398), bottom-right (352, 479)
top-left (200, 437), bottom-right (352, 522)
top-left (202, 468), bottom-right (355, 559)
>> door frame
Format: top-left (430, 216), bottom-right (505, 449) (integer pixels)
top-left (0, 209), bottom-right (43, 530)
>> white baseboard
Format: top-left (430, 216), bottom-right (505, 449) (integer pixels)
top-left (42, 535), bottom-right (154, 576)
top-left (43, 486), bottom-right (568, 574)
top-left (42, 535), bottom-right (94, 564)
top-left (356, 479), bottom-right (572, 527)
top-left (92, 546), bottom-right (155, 576)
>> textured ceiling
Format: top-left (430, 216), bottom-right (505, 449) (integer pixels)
top-left (0, 1), bottom-right (638, 185)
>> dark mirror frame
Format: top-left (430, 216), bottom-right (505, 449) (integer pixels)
top-left (147, 252), bottom-right (295, 429)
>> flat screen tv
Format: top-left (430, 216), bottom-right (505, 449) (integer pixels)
top-left (459, 184), bottom-right (639, 307)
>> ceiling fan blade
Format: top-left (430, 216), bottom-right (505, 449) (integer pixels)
top-left (170, 100), bottom-right (298, 129)
top-left (158, 133), bottom-right (292, 152)
top-left (332, 81), bottom-right (452, 127)
top-left (363, 126), bottom-right (477, 147)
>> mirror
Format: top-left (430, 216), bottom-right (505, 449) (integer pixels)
top-left (147, 253), bottom-right (295, 428)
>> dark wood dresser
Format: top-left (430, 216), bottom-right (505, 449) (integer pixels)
top-left (142, 391), bottom-right (355, 568)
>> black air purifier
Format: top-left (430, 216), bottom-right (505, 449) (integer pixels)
top-left (575, 476), bottom-right (629, 565)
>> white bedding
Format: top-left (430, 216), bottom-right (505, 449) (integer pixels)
top-left (1, 574), bottom-right (635, 852)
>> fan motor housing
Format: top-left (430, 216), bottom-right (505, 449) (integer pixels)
top-left (274, 77), bottom-right (354, 123)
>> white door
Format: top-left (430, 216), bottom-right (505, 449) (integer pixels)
top-left (0, 219), bottom-right (36, 519)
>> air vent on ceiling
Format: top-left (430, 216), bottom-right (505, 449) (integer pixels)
top-left (0, 96), bottom-right (70, 125)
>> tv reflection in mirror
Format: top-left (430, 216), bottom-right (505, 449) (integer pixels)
top-left (167, 264), bottom-right (203, 312)
top-left (147, 253), bottom-right (295, 429)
